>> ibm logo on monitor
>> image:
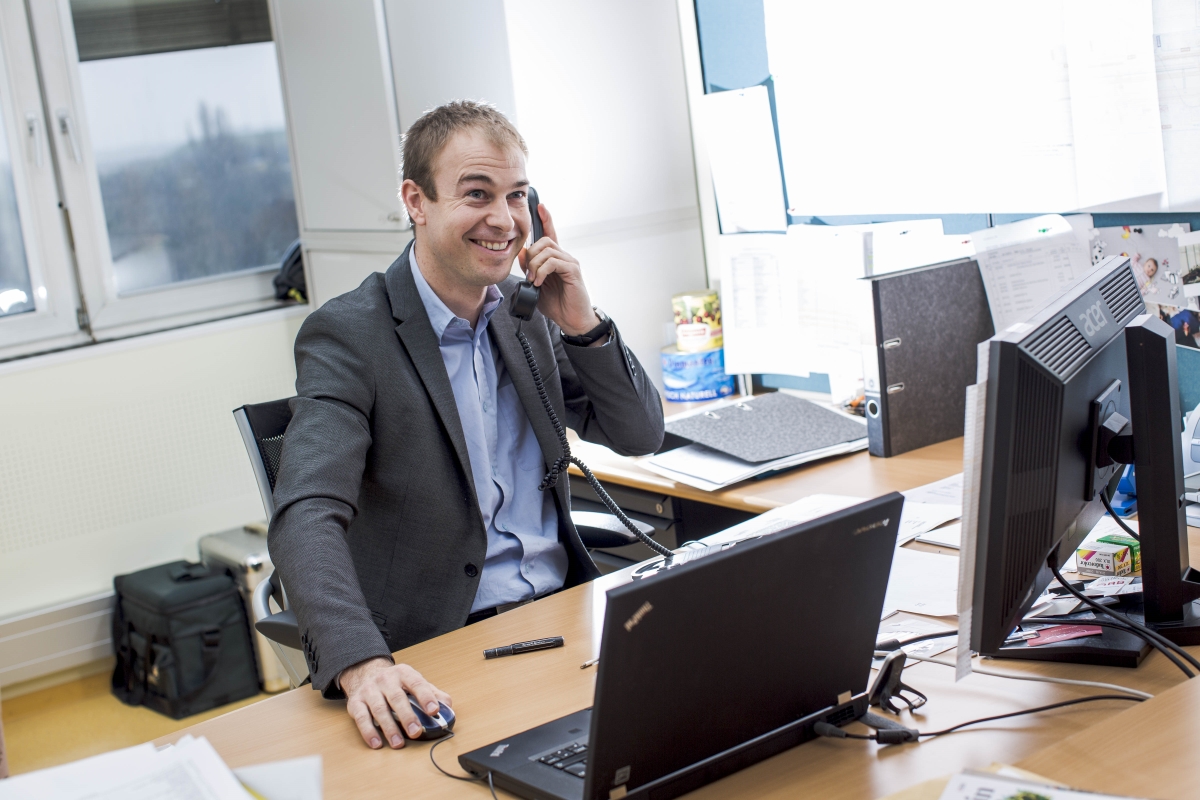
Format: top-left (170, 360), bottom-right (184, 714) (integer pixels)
top-left (1078, 300), bottom-right (1109, 338)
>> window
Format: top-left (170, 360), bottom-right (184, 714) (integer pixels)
top-left (0, 0), bottom-right (299, 359)
top-left (0, 95), bottom-right (32, 318)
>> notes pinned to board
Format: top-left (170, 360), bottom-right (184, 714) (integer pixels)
top-left (699, 86), bottom-right (788, 233)
top-left (717, 220), bottom-right (947, 393)
top-left (972, 214), bottom-right (1093, 331)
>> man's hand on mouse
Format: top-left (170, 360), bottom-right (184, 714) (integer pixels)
top-left (518, 203), bottom-right (605, 345)
top-left (340, 656), bottom-right (453, 749)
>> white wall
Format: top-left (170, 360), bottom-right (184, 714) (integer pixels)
top-left (0, 0), bottom-right (705, 637)
top-left (0, 309), bottom-right (304, 620)
top-left (505, 0), bottom-right (707, 375)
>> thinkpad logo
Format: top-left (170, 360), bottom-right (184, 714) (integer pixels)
top-left (624, 601), bottom-right (653, 632)
top-left (852, 518), bottom-right (890, 535)
top-left (490, 744), bottom-right (509, 757)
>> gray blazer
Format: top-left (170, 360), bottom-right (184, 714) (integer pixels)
top-left (269, 241), bottom-right (664, 696)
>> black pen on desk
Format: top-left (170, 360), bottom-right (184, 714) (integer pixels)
top-left (484, 636), bottom-right (564, 659)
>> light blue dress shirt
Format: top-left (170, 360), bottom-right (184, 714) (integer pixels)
top-left (409, 250), bottom-right (568, 612)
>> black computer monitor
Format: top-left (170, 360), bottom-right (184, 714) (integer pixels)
top-left (970, 255), bottom-right (1200, 667)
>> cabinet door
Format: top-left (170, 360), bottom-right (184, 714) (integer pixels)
top-left (271, 0), bottom-right (405, 233)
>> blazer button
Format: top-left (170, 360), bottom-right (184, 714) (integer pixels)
top-left (464, 563), bottom-right (479, 578)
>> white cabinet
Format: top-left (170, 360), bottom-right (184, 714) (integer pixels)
top-left (271, 0), bottom-right (404, 233)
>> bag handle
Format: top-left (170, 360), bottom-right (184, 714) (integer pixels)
top-left (168, 563), bottom-right (210, 582)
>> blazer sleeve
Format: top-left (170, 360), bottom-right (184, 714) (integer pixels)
top-left (268, 304), bottom-right (394, 697)
top-left (553, 320), bottom-right (665, 456)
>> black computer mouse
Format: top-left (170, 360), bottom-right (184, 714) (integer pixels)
top-left (392, 694), bottom-right (455, 739)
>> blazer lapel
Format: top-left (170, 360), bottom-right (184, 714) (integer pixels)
top-left (385, 242), bottom-right (477, 502)
top-left (489, 299), bottom-right (565, 470)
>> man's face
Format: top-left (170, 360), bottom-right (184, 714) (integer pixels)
top-left (414, 129), bottom-right (531, 288)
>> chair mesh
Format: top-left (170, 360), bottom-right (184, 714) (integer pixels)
top-left (258, 434), bottom-right (285, 490)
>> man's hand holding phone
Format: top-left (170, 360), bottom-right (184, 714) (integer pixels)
top-left (518, 203), bottom-right (605, 344)
top-left (340, 657), bottom-right (452, 749)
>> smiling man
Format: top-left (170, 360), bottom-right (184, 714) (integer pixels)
top-left (268, 101), bottom-right (664, 749)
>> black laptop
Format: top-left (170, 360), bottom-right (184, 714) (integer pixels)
top-left (459, 493), bottom-right (904, 800)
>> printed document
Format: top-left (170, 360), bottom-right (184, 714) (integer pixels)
top-left (700, 86), bottom-right (787, 233)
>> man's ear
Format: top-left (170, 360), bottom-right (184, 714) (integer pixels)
top-left (400, 179), bottom-right (429, 227)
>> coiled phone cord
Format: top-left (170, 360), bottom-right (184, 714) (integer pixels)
top-left (516, 327), bottom-right (675, 560)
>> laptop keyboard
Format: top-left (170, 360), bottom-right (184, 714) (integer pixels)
top-left (537, 742), bottom-right (588, 778)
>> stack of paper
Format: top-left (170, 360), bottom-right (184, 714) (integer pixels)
top-left (643, 393), bottom-right (869, 491)
top-left (0, 736), bottom-right (321, 800)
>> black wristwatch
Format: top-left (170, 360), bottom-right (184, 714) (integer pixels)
top-left (560, 307), bottom-right (612, 347)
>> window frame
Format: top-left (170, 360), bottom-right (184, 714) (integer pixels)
top-left (25, 0), bottom-right (293, 342)
top-left (0, 0), bottom-right (90, 361)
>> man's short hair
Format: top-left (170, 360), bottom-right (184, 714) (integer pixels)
top-left (401, 100), bottom-right (527, 201)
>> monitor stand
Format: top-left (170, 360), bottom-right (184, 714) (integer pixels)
top-left (985, 602), bottom-right (1151, 668)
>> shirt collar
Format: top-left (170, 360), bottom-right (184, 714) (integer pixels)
top-left (409, 246), bottom-right (503, 342)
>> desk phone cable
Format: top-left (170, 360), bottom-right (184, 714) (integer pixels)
top-left (515, 325), bottom-right (675, 560)
top-left (429, 732), bottom-right (499, 800)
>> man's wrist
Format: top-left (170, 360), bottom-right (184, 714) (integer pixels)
top-left (338, 655), bottom-right (393, 692)
top-left (559, 310), bottom-right (603, 337)
top-left (561, 308), bottom-right (612, 346)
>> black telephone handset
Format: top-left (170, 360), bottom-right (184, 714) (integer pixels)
top-left (506, 188), bottom-right (674, 561)
top-left (509, 187), bottom-right (543, 321)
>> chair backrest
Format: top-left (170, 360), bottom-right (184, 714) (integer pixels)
top-left (233, 398), bottom-right (295, 521)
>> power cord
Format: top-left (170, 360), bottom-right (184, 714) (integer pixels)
top-left (1048, 558), bottom-right (1200, 679)
top-left (1099, 485), bottom-right (1139, 541)
top-left (815, 694), bottom-right (1141, 744)
top-left (516, 326), bottom-right (675, 560)
top-left (429, 732), bottom-right (499, 800)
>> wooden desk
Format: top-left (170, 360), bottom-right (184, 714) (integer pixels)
top-left (156, 568), bottom-right (1194, 799)
top-left (571, 435), bottom-right (964, 514)
top-left (1016, 673), bottom-right (1200, 799)
top-left (156, 437), bottom-right (1198, 798)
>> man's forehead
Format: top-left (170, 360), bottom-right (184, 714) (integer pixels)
top-left (438, 130), bottom-right (526, 187)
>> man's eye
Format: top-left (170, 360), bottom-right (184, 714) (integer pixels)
top-left (468, 190), bottom-right (486, 200)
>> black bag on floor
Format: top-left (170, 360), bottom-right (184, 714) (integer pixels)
top-left (111, 561), bottom-right (260, 719)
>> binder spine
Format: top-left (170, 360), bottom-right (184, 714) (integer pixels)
top-left (864, 284), bottom-right (891, 457)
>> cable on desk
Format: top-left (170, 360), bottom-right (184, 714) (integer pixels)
top-left (1100, 487), bottom-right (1139, 542)
top-left (815, 694), bottom-right (1142, 745)
top-left (429, 732), bottom-right (499, 800)
top-left (902, 652), bottom-right (1153, 699)
top-left (875, 630), bottom-right (957, 652)
top-left (1049, 559), bottom-right (1200, 679)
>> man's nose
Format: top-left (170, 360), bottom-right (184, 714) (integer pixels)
top-left (484, 197), bottom-right (516, 232)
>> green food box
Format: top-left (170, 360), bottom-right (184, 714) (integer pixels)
top-left (1097, 533), bottom-right (1141, 572)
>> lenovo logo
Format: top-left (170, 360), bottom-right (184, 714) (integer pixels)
top-left (624, 602), bottom-right (653, 632)
top-left (1079, 300), bottom-right (1108, 338)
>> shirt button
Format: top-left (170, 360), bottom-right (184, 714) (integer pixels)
top-left (464, 563), bottom-right (479, 578)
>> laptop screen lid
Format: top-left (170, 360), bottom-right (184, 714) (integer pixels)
top-left (582, 493), bottom-right (904, 800)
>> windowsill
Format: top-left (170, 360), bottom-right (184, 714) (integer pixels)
top-left (0, 302), bottom-right (308, 376)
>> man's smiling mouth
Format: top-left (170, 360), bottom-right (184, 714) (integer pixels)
top-left (471, 238), bottom-right (512, 252)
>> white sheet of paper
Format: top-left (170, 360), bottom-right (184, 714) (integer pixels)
top-left (874, 616), bottom-right (957, 668)
top-left (1154, 0), bottom-right (1200, 210)
top-left (973, 215), bottom-right (1094, 331)
top-left (717, 233), bottom-right (798, 376)
top-left (234, 756), bottom-right (323, 800)
top-left (938, 769), bottom-right (1148, 800)
top-left (871, 232), bottom-right (976, 276)
top-left (0, 738), bottom-right (249, 800)
top-left (916, 522), bottom-right (962, 549)
top-left (700, 86), bottom-right (787, 233)
top-left (763, 1), bottom-right (1165, 214)
top-left (884, 547), bottom-right (959, 618)
top-left (902, 473), bottom-right (964, 511)
top-left (896, 503), bottom-right (962, 545)
top-left (1065, 0), bottom-right (1167, 208)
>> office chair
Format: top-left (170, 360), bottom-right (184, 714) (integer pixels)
top-left (234, 398), bottom-right (655, 688)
